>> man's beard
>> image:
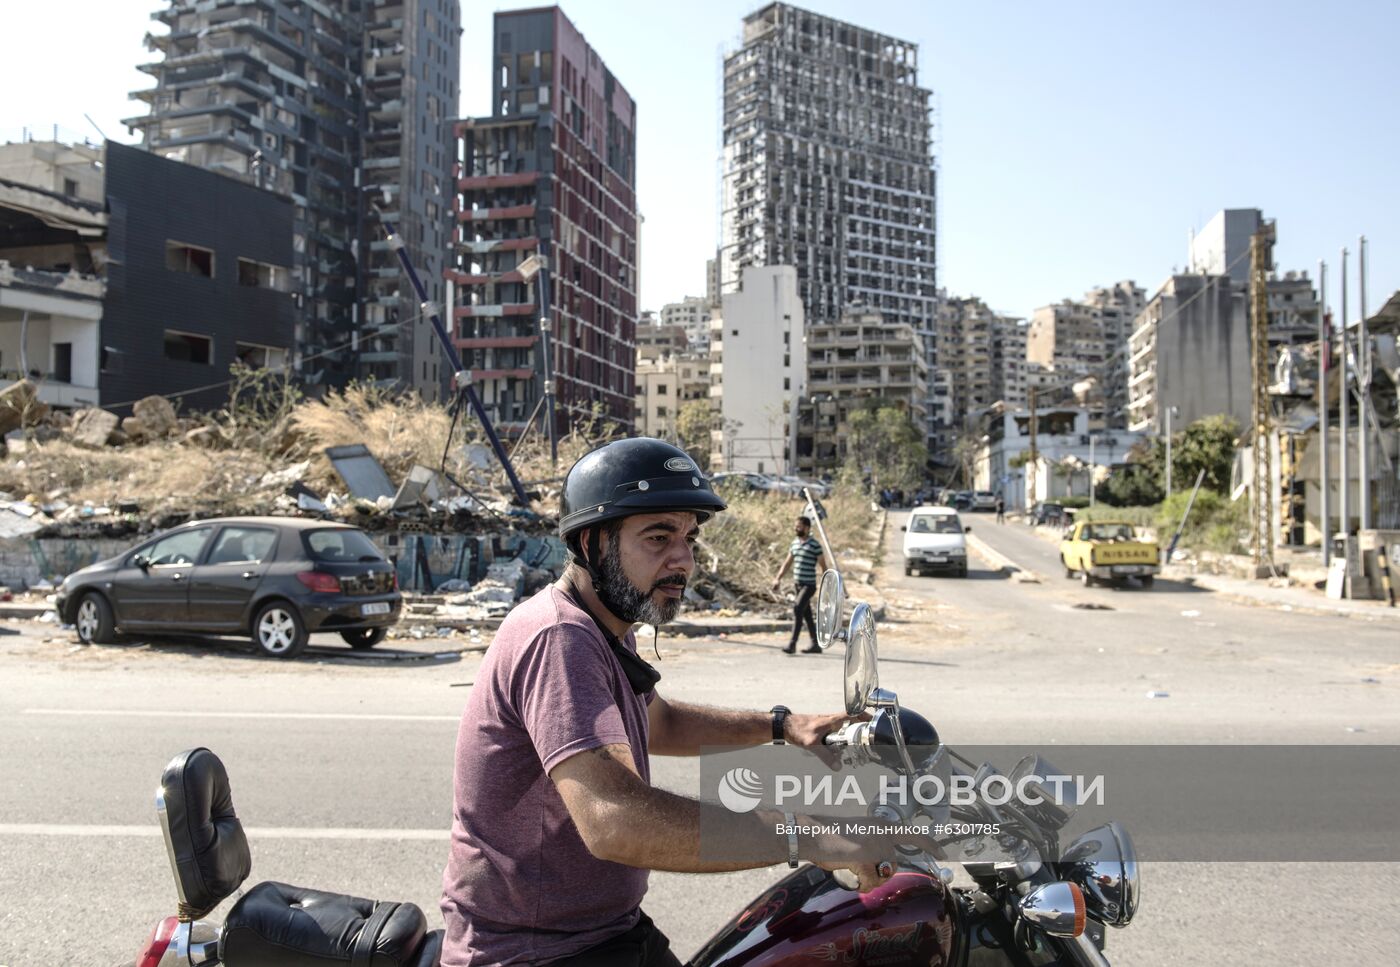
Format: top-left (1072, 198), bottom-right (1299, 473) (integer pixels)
top-left (594, 545), bottom-right (686, 626)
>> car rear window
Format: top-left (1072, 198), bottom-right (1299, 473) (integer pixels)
top-left (304, 529), bottom-right (384, 562)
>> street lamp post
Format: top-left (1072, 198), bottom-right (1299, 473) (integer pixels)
top-left (1164, 405), bottom-right (1180, 500)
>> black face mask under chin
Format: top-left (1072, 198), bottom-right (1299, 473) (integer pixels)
top-left (566, 531), bottom-right (666, 695)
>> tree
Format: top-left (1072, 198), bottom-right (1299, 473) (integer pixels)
top-left (847, 400), bottom-right (927, 492)
top-left (1173, 414), bottom-right (1239, 494)
top-left (1094, 413), bottom-right (1240, 506)
top-left (675, 399), bottom-right (713, 471)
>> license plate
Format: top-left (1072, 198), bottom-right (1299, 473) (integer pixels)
top-left (1112, 565), bottom-right (1147, 575)
top-left (925, 555), bottom-right (946, 563)
top-left (360, 602), bottom-right (391, 616)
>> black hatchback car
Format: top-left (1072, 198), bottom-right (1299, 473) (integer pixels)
top-left (54, 517), bottom-right (402, 659)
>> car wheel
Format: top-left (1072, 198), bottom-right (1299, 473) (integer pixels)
top-left (1081, 569), bottom-right (1096, 588)
top-left (1141, 576), bottom-right (1155, 589)
top-left (904, 563), bottom-right (913, 576)
top-left (75, 592), bottom-right (116, 645)
top-left (252, 601), bottom-right (308, 659)
top-left (341, 627), bottom-right (388, 650)
top-left (957, 565), bottom-right (968, 578)
top-left (1062, 556), bottom-right (1075, 579)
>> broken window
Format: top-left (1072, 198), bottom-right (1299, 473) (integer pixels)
top-left (166, 241), bottom-right (214, 278)
top-left (165, 330), bottom-right (213, 365)
top-left (236, 342), bottom-right (287, 371)
top-left (237, 257), bottom-right (289, 290)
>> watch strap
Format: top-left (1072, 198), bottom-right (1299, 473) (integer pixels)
top-left (784, 811), bottom-right (799, 868)
top-left (770, 705), bottom-right (790, 744)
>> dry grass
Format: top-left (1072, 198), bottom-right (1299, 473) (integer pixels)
top-left (288, 384), bottom-right (456, 495)
top-left (0, 439), bottom-right (281, 512)
top-left (698, 486), bottom-right (879, 609)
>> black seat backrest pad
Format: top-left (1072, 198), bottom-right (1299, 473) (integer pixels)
top-left (223, 881), bottom-right (428, 967)
top-left (161, 748), bottom-right (252, 917)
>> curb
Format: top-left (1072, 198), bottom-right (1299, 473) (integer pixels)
top-left (0, 604), bottom-right (52, 620)
top-left (1168, 572), bottom-right (1400, 623)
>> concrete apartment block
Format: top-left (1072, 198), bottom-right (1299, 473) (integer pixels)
top-left (709, 265), bottom-right (805, 474)
top-left (720, 3), bottom-right (938, 451)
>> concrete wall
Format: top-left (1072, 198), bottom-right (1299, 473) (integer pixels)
top-left (713, 265), bottom-right (805, 474)
top-left (1152, 274), bottom-right (1251, 432)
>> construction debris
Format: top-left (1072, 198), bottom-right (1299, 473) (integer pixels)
top-left (68, 408), bottom-right (120, 448)
top-left (0, 380), bottom-right (880, 617)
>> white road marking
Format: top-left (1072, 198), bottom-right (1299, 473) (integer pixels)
top-left (0, 823), bottom-right (447, 840)
top-left (21, 708), bottom-right (458, 722)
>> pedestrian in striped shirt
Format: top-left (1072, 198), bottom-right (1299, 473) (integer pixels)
top-left (771, 515), bottom-right (827, 654)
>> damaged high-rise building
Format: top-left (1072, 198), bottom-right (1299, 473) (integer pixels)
top-left (125, 0), bottom-right (461, 396)
top-left (720, 3), bottom-right (938, 452)
top-left (451, 7), bottom-right (638, 436)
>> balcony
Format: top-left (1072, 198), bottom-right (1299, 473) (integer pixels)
top-left (1, 264), bottom-right (103, 408)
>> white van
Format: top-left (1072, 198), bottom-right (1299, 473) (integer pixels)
top-left (901, 505), bottom-right (970, 577)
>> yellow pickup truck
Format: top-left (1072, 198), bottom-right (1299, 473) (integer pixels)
top-left (1059, 520), bottom-right (1160, 588)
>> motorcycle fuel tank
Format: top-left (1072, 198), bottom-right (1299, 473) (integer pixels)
top-left (689, 865), bottom-right (957, 967)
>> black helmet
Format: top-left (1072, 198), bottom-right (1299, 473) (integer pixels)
top-left (559, 437), bottom-right (727, 540)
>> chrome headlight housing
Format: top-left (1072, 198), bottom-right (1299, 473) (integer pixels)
top-left (1058, 821), bottom-right (1139, 927)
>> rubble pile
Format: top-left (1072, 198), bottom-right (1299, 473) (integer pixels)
top-left (0, 378), bottom-right (882, 620)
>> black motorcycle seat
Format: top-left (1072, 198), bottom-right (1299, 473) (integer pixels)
top-left (223, 880), bottom-right (438, 967)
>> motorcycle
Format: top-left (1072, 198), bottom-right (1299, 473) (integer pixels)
top-left (127, 569), bottom-right (1138, 967)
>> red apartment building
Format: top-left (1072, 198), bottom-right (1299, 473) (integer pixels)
top-left (449, 6), bottom-right (637, 436)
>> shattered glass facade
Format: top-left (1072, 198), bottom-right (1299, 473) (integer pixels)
top-left (720, 3), bottom-right (938, 448)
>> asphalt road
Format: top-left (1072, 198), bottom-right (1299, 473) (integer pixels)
top-left (0, 510), bottom-right (1396, 965)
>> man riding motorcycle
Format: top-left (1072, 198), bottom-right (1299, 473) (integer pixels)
top-left (439, 438), bottom-right (884, 966)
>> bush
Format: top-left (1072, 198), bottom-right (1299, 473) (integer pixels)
top-left (1154, 490), bottom-right (1248, 555)
top-left (1058, 496), bottom-right (1091, 509)
top-left (1073, 493), bottom-right (1249, 555)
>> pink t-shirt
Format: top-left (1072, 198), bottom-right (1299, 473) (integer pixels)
top-left (440, 585), bottom-right (654, 966)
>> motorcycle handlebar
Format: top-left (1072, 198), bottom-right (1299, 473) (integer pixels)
top-left (822, 722), bottom-right (870, 747)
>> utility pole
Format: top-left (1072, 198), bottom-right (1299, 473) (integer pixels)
top-left (1027, 386), bottom-right (1039, 510)
top-left (1358, 235), bottom-right (1370, 530)
top-left (1318, 259), bottom-right (1331, 567)
top-left (1339, 247), bottom-right (1350, 536)
top-left (1249, 222), bottom-right (1277, 573)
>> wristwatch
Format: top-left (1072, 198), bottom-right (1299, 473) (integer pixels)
top-left (770, 705), bottom-right (791, 744)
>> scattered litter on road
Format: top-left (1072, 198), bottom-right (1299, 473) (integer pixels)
top-left (1345, 726), bottom-right (1366, 733)
top-left (1360, 677), bottom-right (1381, 684)
top-left (1072, 602), bottom-right (1113, 611)
top-left (37, 610), bottom-right (58, 623)
top-left (1145, 691), bottom-right (1170, 698)
top-left (1180, 610), bottom-right (1202, 618)
top-left (1097, 647), bottom-right (1105, 653)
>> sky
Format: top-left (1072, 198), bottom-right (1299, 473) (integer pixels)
top-left (5, 0), bottom-right (1397, 321)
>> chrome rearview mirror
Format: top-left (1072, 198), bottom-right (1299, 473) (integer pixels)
top-left (816, 568), bottom-right (845, 649)
top-left (843, 603), bottom-right (878, 715)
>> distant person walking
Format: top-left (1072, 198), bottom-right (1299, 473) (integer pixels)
top-left (771, 515), bottom-right (827, 655)
top-left (995, 494), bottom-right (1006, 525)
